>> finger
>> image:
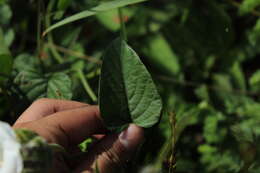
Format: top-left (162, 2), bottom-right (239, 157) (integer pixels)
top-left (15, 98), bottom-right (88, 124)
top-left (74, 124), bottom-right (144, 173)
top-left (17, 106), bottom-right (106, 147)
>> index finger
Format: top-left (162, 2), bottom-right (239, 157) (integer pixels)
top-left (15, 98), bottom-right (88, 124)
top-left (24, 105), bottom-right (107, 146)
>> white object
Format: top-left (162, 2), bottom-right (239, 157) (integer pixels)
top-left (0, 121), bottom-right (23, 173)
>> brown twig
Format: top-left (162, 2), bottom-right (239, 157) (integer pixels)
top-left (47, 44), bottom-right (102, 65)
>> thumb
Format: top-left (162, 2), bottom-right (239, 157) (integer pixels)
top-left (75, 124), bottom-right (144, 173)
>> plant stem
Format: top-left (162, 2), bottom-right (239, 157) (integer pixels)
top-left (118, 8), bottom-right (127, 41)
top-left (169, 112), bottom-right (177, 173)
top-left (45, 0), bottom-right (63, 64)
top-left (76, 69), bottom-right (97, 102)
top-left (44, 0), bottom-right (97, 102)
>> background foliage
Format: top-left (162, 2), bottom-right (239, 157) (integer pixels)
top-left (1, 0), bottom-right (260, 172)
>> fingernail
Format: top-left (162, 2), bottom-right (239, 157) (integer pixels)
top-left (119, 124), bottom-right (143, 149)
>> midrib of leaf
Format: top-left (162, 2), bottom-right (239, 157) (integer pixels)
top-left (43, 0), bottom-right (149, 35)
top-left (117, 41), bottom-right (132, 123)
top-left (99, 40), bottom-right (132, 129)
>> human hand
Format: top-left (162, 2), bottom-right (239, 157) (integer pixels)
top-left (13, 98), bottom-right (144, 173)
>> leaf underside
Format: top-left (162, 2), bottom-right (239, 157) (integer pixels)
top-left (99, 38), bottom-right (162, 131)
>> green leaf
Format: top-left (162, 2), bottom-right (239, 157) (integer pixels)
top-left (99, 38), bottom-right (162, 130)
top-left (175, 106), bottom-right (199, 141)
top-left (143, 34), bottom-right (180, 76)
top-left (0, 27), bottom-right (9, 54)
top-left (203, 112), bottom-right (225, 143)
top-left (57, 0), bottom-right (72, 10)
top-left (4, 28), bottom-right (14, 47)
top-left (43, 0), bottom-right (148, 35)
top-left (96, 8), bottom-right (134, 31)
top-left (0, 28), bottom-right (12, 84)
top-left (14, 70), bottom-right (72, 100)
top-left (230, 62), bottom-right (246, 91)
top-left (195, 85), bottom-right (209, 101)
top-left (0, 54), bottom-right (12, 84)
top-left (55, 0), bottom-right (72, 19)
top-left (47, 73), bottom-right (73, 99)
top-left (163, 1), bottom-right (233, 57)
top-left (13, 54), bottom-right (40, 72)
top-left (239, 0), bottom-right (260, 15)
top-left (248, 19), bottom-right (260, 46)
top-left (249, 70), bottom-right (260, 92)
top-left (0, 0), bottom-right (6, 5)
top-left (231, 124), bottom-right (254, 143)
top-left (0, 4), bottom-right (12, 25)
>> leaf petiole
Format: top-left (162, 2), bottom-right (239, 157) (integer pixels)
top-left (118, 8), bottom-right (127, 41)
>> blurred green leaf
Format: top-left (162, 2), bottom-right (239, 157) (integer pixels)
top-left (213, 74), bottom-right (233, 92)
top-left (239, 0), bottom-right (260, 15)
top-left (143, 34), bottom-right (180, 76)
top-left (0, 0), bottom-right (5, 5)
top-left (0, 4), bottom-right (12, 25)
top-left (4, 28), bottom-right (14, 47)
top-left (13, 54), bottom-right (40, 72)
top-left (0, 27), bottom-right (9, 54)
top-left (230, 62), bottom-right (246, 91)
top-left (175, 107), bottom-right (199, 141)
top-left (14, 70), bottom-right (72, 100)
top-left (0, 27), bottom-right (12, 84)
top-left (250, 70), bottom-right (260, 92)
top-left (44, 0), bottom-right (149, 35)
top-left (57, 0), bottom-right (71, 10)
top-left (96, 8), bottom-right (134, 31)
top-left (0, 54), bottom-right (12, 84)
top-left (248, 19), bottom-right (260, 46)
top-left (163, 0), bottom-right (233, 58)
top-left (55, 0), bottom-right (72, 19)
top-left (203, 112), bottom-right (225, 143)
top-left (195, 85), bottom-right (209, 101)
top-left (231, 124), bottom-right (254, 143)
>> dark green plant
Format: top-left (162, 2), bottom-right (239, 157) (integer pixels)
top-left (1, 0), bottom-right (260, 172)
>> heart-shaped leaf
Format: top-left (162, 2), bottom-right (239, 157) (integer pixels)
top-left (99, 38), bottom-right (162, 131)
top-left (14, 70), bottom-right (72, 100)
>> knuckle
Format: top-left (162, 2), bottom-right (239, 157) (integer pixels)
top-left (100, 141), bottom-right (128, 169)
top-left (102, 149), bottom-right (121, 166)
